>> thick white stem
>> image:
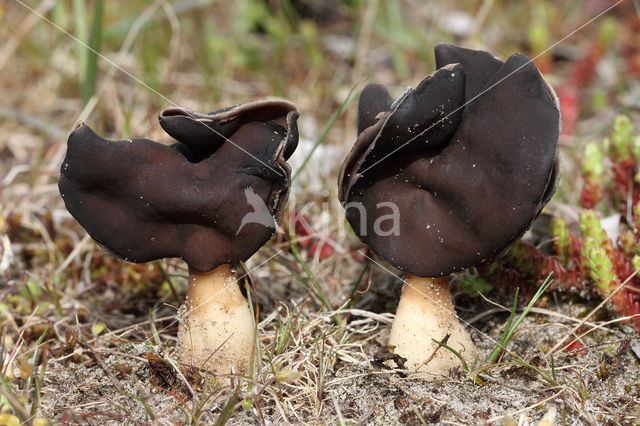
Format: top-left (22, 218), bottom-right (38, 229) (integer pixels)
top-left (388, 275), bottom-right (476, 373)
top-left (177, 265), bottom-right (255, 379)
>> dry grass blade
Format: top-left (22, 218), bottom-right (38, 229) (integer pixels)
top-left (0, 0), bottom-right (56, 70)
top-left (214, 390), bottom-right (240, 426)
top-left (1, 0), bottom-right (639, 424)
top-left (75, 331), bottom-right (125, 394)
top-left (546, 268), bottom-right (639, 357)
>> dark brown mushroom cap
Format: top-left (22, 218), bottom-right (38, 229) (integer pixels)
top-left (159, 100), bottom-right (298, 162)
top-left (59, 100), bottom-right (298, 272)
top-left (338, 44), bottom-right (560, 277)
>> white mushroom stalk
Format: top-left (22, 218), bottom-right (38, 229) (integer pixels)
top-left (388, 275), bottom-right (476, 373)
top-left (178, 265), bottom-right (255, 379)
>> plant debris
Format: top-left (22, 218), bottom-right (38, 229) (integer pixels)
top-left (1, 1), bottom-right (639, 424)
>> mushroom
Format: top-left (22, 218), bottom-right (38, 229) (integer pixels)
top-left (59, 100), bottom-right (299, 378)
top-left (338, 44), bottom-right (560, 373)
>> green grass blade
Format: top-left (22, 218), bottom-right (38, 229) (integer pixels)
top-left (148, 309), bottom-right (161, 347)
top-left (431, 338), bottom-right (468, 372)
top-left (52, 0), bottom-right (69, 31)
top-left (488, 273), bottom-right (554, 363)
top-left (243, 278), bottom-right (260, 385)
top-left (266, 247), bottom-right (321, 306)
top-left (488, 287), bottom-right (519, 363)
top-left (512, 357), bottom-right (555, 385)
top-left (508, 274), bottom-right (553, 337)
top-left (81, 0), bottom-right (104, 106)
top-left (287, 237), bottom-right (334, 314)
top-left (411, 404), bottom-right (428, 426)
top-left (215, 391), bottom-right (240, 426)
top-left (27, 326), bottom-right (50, 410)
top-left (73, 0), bottom-right (88, 83)
top-left (292, 84), bottom-right (357, 182)
top-left (345, 263), bottom-right (370, 309)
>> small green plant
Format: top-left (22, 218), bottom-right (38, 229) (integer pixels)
top-left (456, 275), bottom-right (494, 296)
top-left (487, 275), bottom-right (553, 364)
top-left (470, 115), bottom-right (640, 331)
top-left (436, 275), bottom-right (554, 386)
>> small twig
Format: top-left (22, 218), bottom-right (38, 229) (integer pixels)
top-left (2, 308), bottom-right (38, 377)
top-left (76, 330), bottom-right (125, 394)
top-left (563, 314), bottom-right (640, 345)
top-left (546, 268), bottom-right (640, 357)
top-left (417, 334), bottom-right (450, 371)
top-left (353, 404), bottom-right (376, 426)
top-left (486, 388), bottom-right (566, 423)
top-left (476, 292), bottom-right (510, 311)
top-left (55, 234), bottom-right (91, 275)
top-left (529, 307), bottom-right (623, 334)
top-left (164, 356), bottom-right (195, 398)
top-left (23, 314), bottom-right (177, 359)
top-left (466, 307), bottom-right (504, 324)
top-left (323, 309), bottom-right (393, 324)
top-left (0, 108), bottom-right (66, 139)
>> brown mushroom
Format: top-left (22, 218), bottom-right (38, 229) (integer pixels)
top-left (59, 100), bottom-right (299, 378)
top-left (338, 44), bottom-right (560, 373)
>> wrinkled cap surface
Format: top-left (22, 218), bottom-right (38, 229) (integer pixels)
top-left (338, 44), bottom-right (560, 277)
top-left (59, 100), bottom-right (299, 272)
